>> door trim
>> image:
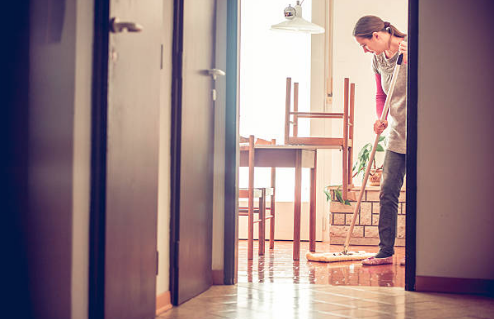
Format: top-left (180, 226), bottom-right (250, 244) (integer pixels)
top-left (405, 0), bottom-right (418, 292)
top-left (88, 0), bottom-right (110, 318)
top-left (223, 0), bottom-right (239, 286)
top-left (169, 0), bottom-right (184, 306)
top-left (223, 0), bottom-right (418, 289)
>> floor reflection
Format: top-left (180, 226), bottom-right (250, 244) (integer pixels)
top-left (238, 240), bottom-right (405, 287)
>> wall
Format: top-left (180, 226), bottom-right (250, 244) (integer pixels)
top-left (330, 0), bottom-right (408, 186)
top-left (311, 0), bottom-right (332, 242)
top-left (27, 0), bottom-right (93, 318)
top-left (72, 0), bottom-right (93, 318)
top-left (212, 0), bottom-right (229, 280)
top-left (238, 202), bottom-right (324, 241)
top-left (416, 0), bottom-right (494, 281)
top-left (156, 0), bottom-right (174, 297)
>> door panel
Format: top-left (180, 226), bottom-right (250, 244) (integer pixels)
top-left (172, 0), bottom-right (216, 305)
top-left (105, 1), bottom-right (161, 318)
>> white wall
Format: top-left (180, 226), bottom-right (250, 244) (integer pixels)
top-left (156, 0), bottom-right (174, 295)
top-left (330, 0), bottom-right (408, 186)
top-left (311, 0), bottom-right (332, 242)
top-left (72, 0), bottom-right (93, 318)
top-left (416, 0), bottom-right (494, 280)
top-left (212, 0), bottom-right (229, 275)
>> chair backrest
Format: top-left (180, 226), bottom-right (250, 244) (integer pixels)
top-left (284, 77), bottom-right (355, 147)
top-left (283, 77), bottom-right (356, 199)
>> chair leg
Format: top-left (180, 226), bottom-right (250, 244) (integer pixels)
top-left (270, 161), bottom-right (276, 250)
top-left (258, 189), bottom-right (266, 256)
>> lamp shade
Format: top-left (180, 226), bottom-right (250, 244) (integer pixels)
top-left (270, 2), bottom-right (324, 34)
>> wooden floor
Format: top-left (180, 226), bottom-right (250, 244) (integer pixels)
top-left (238, 240), bottom-right (405, 287)
top-left (159, 241), bottom-right (494, 319)
top-left (159, 282), bottom-right (494, 319)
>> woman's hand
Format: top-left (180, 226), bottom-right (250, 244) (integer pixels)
top-left (399, 40), bottom-right (408, 64)
top-left (374, 120), bottom-right (388, 134)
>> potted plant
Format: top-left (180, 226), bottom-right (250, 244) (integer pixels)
top-left (352, 135), bottom-right (386, 186)
top-left (324, 136), bottom-right (386, 205)
top-left (323, 185), bottom-right (351, 205)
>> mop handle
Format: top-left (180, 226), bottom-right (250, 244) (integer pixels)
top-left (343, 54), bottom-right (403, 254)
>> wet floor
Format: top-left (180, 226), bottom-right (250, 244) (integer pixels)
top-left (238, 240), bottom-right (405, 287)
top-left (159, 241), bottom-right (494, 318)
top-left (158, 283), bottom-right (494, 319)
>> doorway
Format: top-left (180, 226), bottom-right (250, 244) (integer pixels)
top-left (233, 0), bottom-right (412, 288)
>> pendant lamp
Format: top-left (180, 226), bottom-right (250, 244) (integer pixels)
top-left (270, 1), bottom-right (324, 34)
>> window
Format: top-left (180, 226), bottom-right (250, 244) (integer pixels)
top-left (239, 0), bottom-right (314, 201)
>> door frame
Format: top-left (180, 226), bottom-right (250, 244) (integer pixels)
top-left (222, 0), bottom-right (418, 290)
top-left (169, 0), bottom-right (183, 305)
top-left (223, 0), bottom-right (239, 286)
top-left (405, 0), bottom-right (418, 291)
top-left (88, 0), bottom-right (110, 318)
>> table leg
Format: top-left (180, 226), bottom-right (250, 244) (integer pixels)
top-left (293, 151), bottom-right (302, 261)
top-left (309, 152), bottom-right (317, 252)
top-left (248, 136), bottom-right (255, 260)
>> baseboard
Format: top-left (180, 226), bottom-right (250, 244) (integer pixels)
top-left (416, 276), bottom-right (494, 296)
top-left (213, 269), bottom-right (224, 285)
top-left (156, 291), bottom-right (172, 315)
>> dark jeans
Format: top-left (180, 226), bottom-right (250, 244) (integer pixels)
top-left (378, 150), bottom-right (406, 257)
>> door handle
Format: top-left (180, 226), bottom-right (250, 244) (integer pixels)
top-left (110, 17), bottom-right (144, 33)
top-left (208, 68), bottom-right (226, 80)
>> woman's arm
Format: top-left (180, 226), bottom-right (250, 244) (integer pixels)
top-left (399, 40), bottom-right (407, 64)
top-left (375, 73), bottom-right (387, 118)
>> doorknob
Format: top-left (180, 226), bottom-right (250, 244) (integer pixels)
top-left (208, 68), bottom-right (226, 80)
top-left (110, 17), bottom-right (144, 33)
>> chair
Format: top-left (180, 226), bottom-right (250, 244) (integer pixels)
top-left (284, 77), bottom-right (355, 199)
top-left (238, 135), bottom-right (276, 260)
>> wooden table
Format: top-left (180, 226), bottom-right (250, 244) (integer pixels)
top-left (240, 144), bottom-right (319, 261)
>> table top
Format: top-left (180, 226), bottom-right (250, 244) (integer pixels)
top-left (240, 144), bottom-right (342, 151)
top-left (239, 145), bottom-right (317, 168)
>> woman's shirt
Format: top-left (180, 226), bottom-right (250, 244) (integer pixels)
top-left (372, 39), bottom-right (407, 154)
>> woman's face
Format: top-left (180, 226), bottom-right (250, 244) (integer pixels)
top-left (355, 33), bottom-right (385, 55)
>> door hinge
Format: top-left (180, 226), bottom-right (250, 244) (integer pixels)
top-left (156, 251), bottom-right (159, 276)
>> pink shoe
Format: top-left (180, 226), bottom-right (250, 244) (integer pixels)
top-left (362, 256), bottom-right (393, 266)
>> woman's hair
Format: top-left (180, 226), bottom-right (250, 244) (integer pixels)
top-left (353, 15), bottom-right (406, 39)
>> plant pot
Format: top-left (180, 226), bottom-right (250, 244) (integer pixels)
top-left (369, 169), bottom-right (383, 186)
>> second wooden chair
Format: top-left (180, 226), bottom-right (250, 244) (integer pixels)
top-left (238, 135), bottom-right (276, 260)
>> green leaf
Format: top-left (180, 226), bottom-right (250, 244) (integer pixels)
top-left (344, 200), bottom-right (351, 206)
top-left (323, 188), bottom-right (331, 202)
top-left (379, 135), bottom-right (386, 142)
top-left (335, 190), bottom-right (342, 201)
top-left (357, 146), bottom-right (367, 158)
top-left (376, 144), bottom-right (384, 152)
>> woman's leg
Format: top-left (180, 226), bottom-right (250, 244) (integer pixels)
top-left (376, 150), bottom-right (406, 258)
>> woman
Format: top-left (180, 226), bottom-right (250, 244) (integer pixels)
top-left (353, 15), bottom-right (408, 266)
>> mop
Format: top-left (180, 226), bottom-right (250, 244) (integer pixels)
top-left (307, 53), bottom-right (404, 263)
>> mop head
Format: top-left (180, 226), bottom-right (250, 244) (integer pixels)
top-left (306, 251), bottom-right (375, 263)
